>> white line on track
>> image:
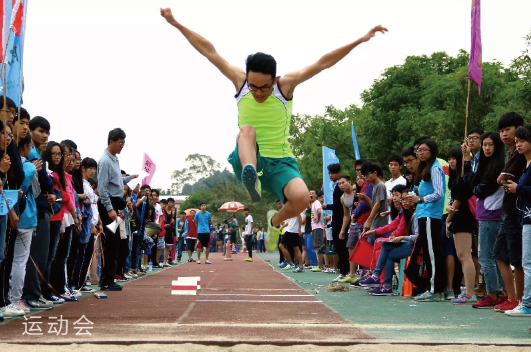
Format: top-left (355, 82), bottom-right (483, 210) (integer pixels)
top-left (199, 294), bottom-right (313, 297)
top-left (196, 300), bottom-right (323, 303)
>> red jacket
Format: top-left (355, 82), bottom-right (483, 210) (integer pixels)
top-left (186, 215), bottom-right (197, 239)
top-left (374, 210), bottom-right (407, 237)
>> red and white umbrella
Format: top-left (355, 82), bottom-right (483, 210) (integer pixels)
top-left (218, 201), bottom-right (245, 212)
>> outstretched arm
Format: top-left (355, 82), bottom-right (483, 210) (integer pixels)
top-left (160, 8), bottom-right (245, 91)
top-left (281, 25), bottom-right (387, 96)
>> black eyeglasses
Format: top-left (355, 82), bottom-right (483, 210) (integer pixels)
top-left (248, 83), bottom-right (274, 92)
top-left (51, 152), bottom-right (63, 158)
top-left (466, 136), bottom-right (480, 141)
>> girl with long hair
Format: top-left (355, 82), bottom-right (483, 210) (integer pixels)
top-left (471, 132), bottom-right (506, 307)
top-left (408, 139), bottom-right (447, 301)
top-left (446, 147), bottom-right (477, 304)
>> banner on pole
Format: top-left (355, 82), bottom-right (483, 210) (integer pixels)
top-left (351, 122), bottom-right (361, 161)
top-left (468, 0), bottom-right (482, 95)
top-left (322, 146), bottom-right (339, 216)
top-left (142, 153), bottom-right (156, 186)
top-left (0, 0), bottom-right (27, 104)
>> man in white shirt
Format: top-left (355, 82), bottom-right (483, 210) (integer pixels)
top-left (243, 208), bottom-right (254, 262)
top-left (280, 212), bottom-right (304, 272)
top-left (384, 155), bottom-right (407, 219)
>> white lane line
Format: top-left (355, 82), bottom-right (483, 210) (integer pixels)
top-left (176, 302), bottom-right (196, 323)
top-left (196, 300), bottom-right (322, 303)
top-left (199, 294), bottom-right (313, 297)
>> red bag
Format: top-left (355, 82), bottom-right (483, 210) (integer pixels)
top-left (349, 237), bottom-right (373, 269)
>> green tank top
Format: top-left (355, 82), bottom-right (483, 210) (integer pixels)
top-left (235, 80), bottom-right (294, 158)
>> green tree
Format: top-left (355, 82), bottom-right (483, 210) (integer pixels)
top-left (170, 154), bottom-right (221, 194)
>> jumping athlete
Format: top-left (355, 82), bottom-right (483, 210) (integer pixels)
top-left (160, 8), bottom-right (387, 230)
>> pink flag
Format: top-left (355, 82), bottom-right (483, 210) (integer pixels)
top-left (468, 0), bottom-right (482, 95)
top-left (142, 153), bottom-right (156, 186)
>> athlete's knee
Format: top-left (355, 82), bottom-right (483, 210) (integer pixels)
top-left (238, 125), bottom-right (256, 141)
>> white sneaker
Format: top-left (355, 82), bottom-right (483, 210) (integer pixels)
top-left (330, 269), bottom-right (337, 274)
top-left (124, 274), bottom-right (132, 279)
top-left (283, 264), bottom-right (295, 270)
top-left (323, 268), bottom-right (330, 273)
top-left (205, 260), bottom-right (211, 264)
top-left (16, 301), bottom-right (30, 314)
top-left (3, 303), bottom-right (25, 317)
top-left (197, 260), bottom-right (201, 264)
top-left (332, 274), bottom-right (345, 282)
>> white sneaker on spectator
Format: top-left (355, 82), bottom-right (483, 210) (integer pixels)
top-left (283, 264), bottom-right (295, 270)
top-left (197, 260), bottom-right (201, 264)
top-left (205, 260), bottom-right (212, 264)
top-left (3, 303), bottom-right (25, 317)
top-left (332, 274), bottom-right (345, 282)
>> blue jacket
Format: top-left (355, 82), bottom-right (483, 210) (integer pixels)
top-left (516, 163), bottom-right (531, 226)
top-left (19, 160), bottom-right (37, 229)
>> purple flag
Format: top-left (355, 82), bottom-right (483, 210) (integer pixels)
top-left (468, 0), bottom-right (482, 95)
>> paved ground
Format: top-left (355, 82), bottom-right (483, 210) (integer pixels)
top-left (0, 252), bottom-right (370, 344)
top-left (257, 252), bottom-right (531, 345)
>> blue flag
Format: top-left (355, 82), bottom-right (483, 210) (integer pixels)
top-left (322, 146), bottom-right (339, 217)
top-left (0, 0), bottom-right (27, 105)
top-left (351, 122), bottom-right (361, 160)
top-left (0, 190), bottom-right (19, 215)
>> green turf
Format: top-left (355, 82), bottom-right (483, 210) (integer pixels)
top-left (257, 252), bottom-right (531, 344)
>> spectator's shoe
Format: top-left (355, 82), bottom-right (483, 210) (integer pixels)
top-left (115, 275), bottom-right (128, 281)
top-left (124, 274), bottom-right (133, 279)
top-left (370, 286), bottom-right (393, 296)
top-left (415, 291), bottom-right (441, 302)
top-left (350, 279), bottom-right (363, 288)
top-left (245, 258), bottom-right (253, 262)
top-left (338, 276), bottom-right (357, 284)
top-left (26, 296), bottom-right (53, 310)
top-left (67, 288), bottom-right (82, 299)
top-left (505, 302), bottom-right (531, 317)
top-left (187, 259), bottom-right (194, 263)
top-left (127, 271), bottom-right (138, 278)
top-left (46, 295), bottom-right (66, 304)
top-left (323, 268), bottom-right (330, 273)
top-left (100, 283), bottom-right (123, 291)
top-left (0, 312), bottom-right (3, 321)
top-left (60, 294), bottom-right (78, 302)
top-left (472, 295), bottom-right (498, 309)
top-left (2, 303), bottom-right (25, 317)
top-left (197, 261), bottom-right (201, 264)
top-left (359, 275), bottom-right (381, 288)
top-left (331, 275), bottom-right (345, 282)
top-left (279, 261), bottom-right (288, 268)
top-left (162, 263), bottom-right (172, 268)
top-left (80, 286), bottom-right (95, 293)
top-left (495, 299), bottom-right (520, 312)
top-left (171, 261), bottom-right (179, 265)
top-left (293, 267), bottom-right (305, 273)
top-left (283, 264), bottom-right (295, 269)
top-left (310, 266), bottom-right (322, 272)
top-left (205, 260), bottom-right (212, 264)
top-left (452, 294), bottom-right (477, 305)
top-left (241, 164), bottom-right (261, 202)
top-left (303, 265), bottom-right (313, 270)
top-left (16, 300), bottom-right (31, 314)
top-left (329, 269), bottom-right (336, 274)
top-left (444, 290), bottom-right (455, 300)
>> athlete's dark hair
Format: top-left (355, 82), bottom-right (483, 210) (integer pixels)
top-left (167, 197), bottom-right (175, 203)
top-left (317, 191), bottom-right (324, 197)
top-left (160, 199), bottom-right (168, 204)
top-left (246, 52), bottom-right (276, 79)
top-left (388, 154), bottom-right (403, 165)
top-left (199, 202), bottom-right (206, 206)
top-left (243, 207), bottom-right (250, 211)
top-left (327, 163), bottom-right (341, 173)
top-left (360, 162), bottom-right (383, 178)
top-left (152, 189), bottom-right (160, 197)
top-left (339, 175), bottom-right (351, 182)
top-left (29, 116), bottom-right (50, 132)
top-left (107, 128), bottom-right (126, 145)
top-left (354, 159), bottom-right (366, 167)
top-left (140, 184), bottom-right (151, 192)
top-left (467, 127), bottom-right (484, 136)
top-left (498, 112), bottom-right (524, 130)
top-left (61, 139), bottom-right (77, 151)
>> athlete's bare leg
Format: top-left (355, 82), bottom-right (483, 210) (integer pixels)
top-left (271, 178), bottom-right (309, 227)
top-left (237, 125), bottom-right (258, 168)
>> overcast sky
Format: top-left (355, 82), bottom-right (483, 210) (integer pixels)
top-left (22, 0), bottom-right (531, 190)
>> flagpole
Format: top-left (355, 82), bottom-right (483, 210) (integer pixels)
top-left (1, 27), bottom-right (11, 152)
top-left (461, 79), bottom-right (471, 177)
top-left (16, 0), bottom-right (28, 145)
